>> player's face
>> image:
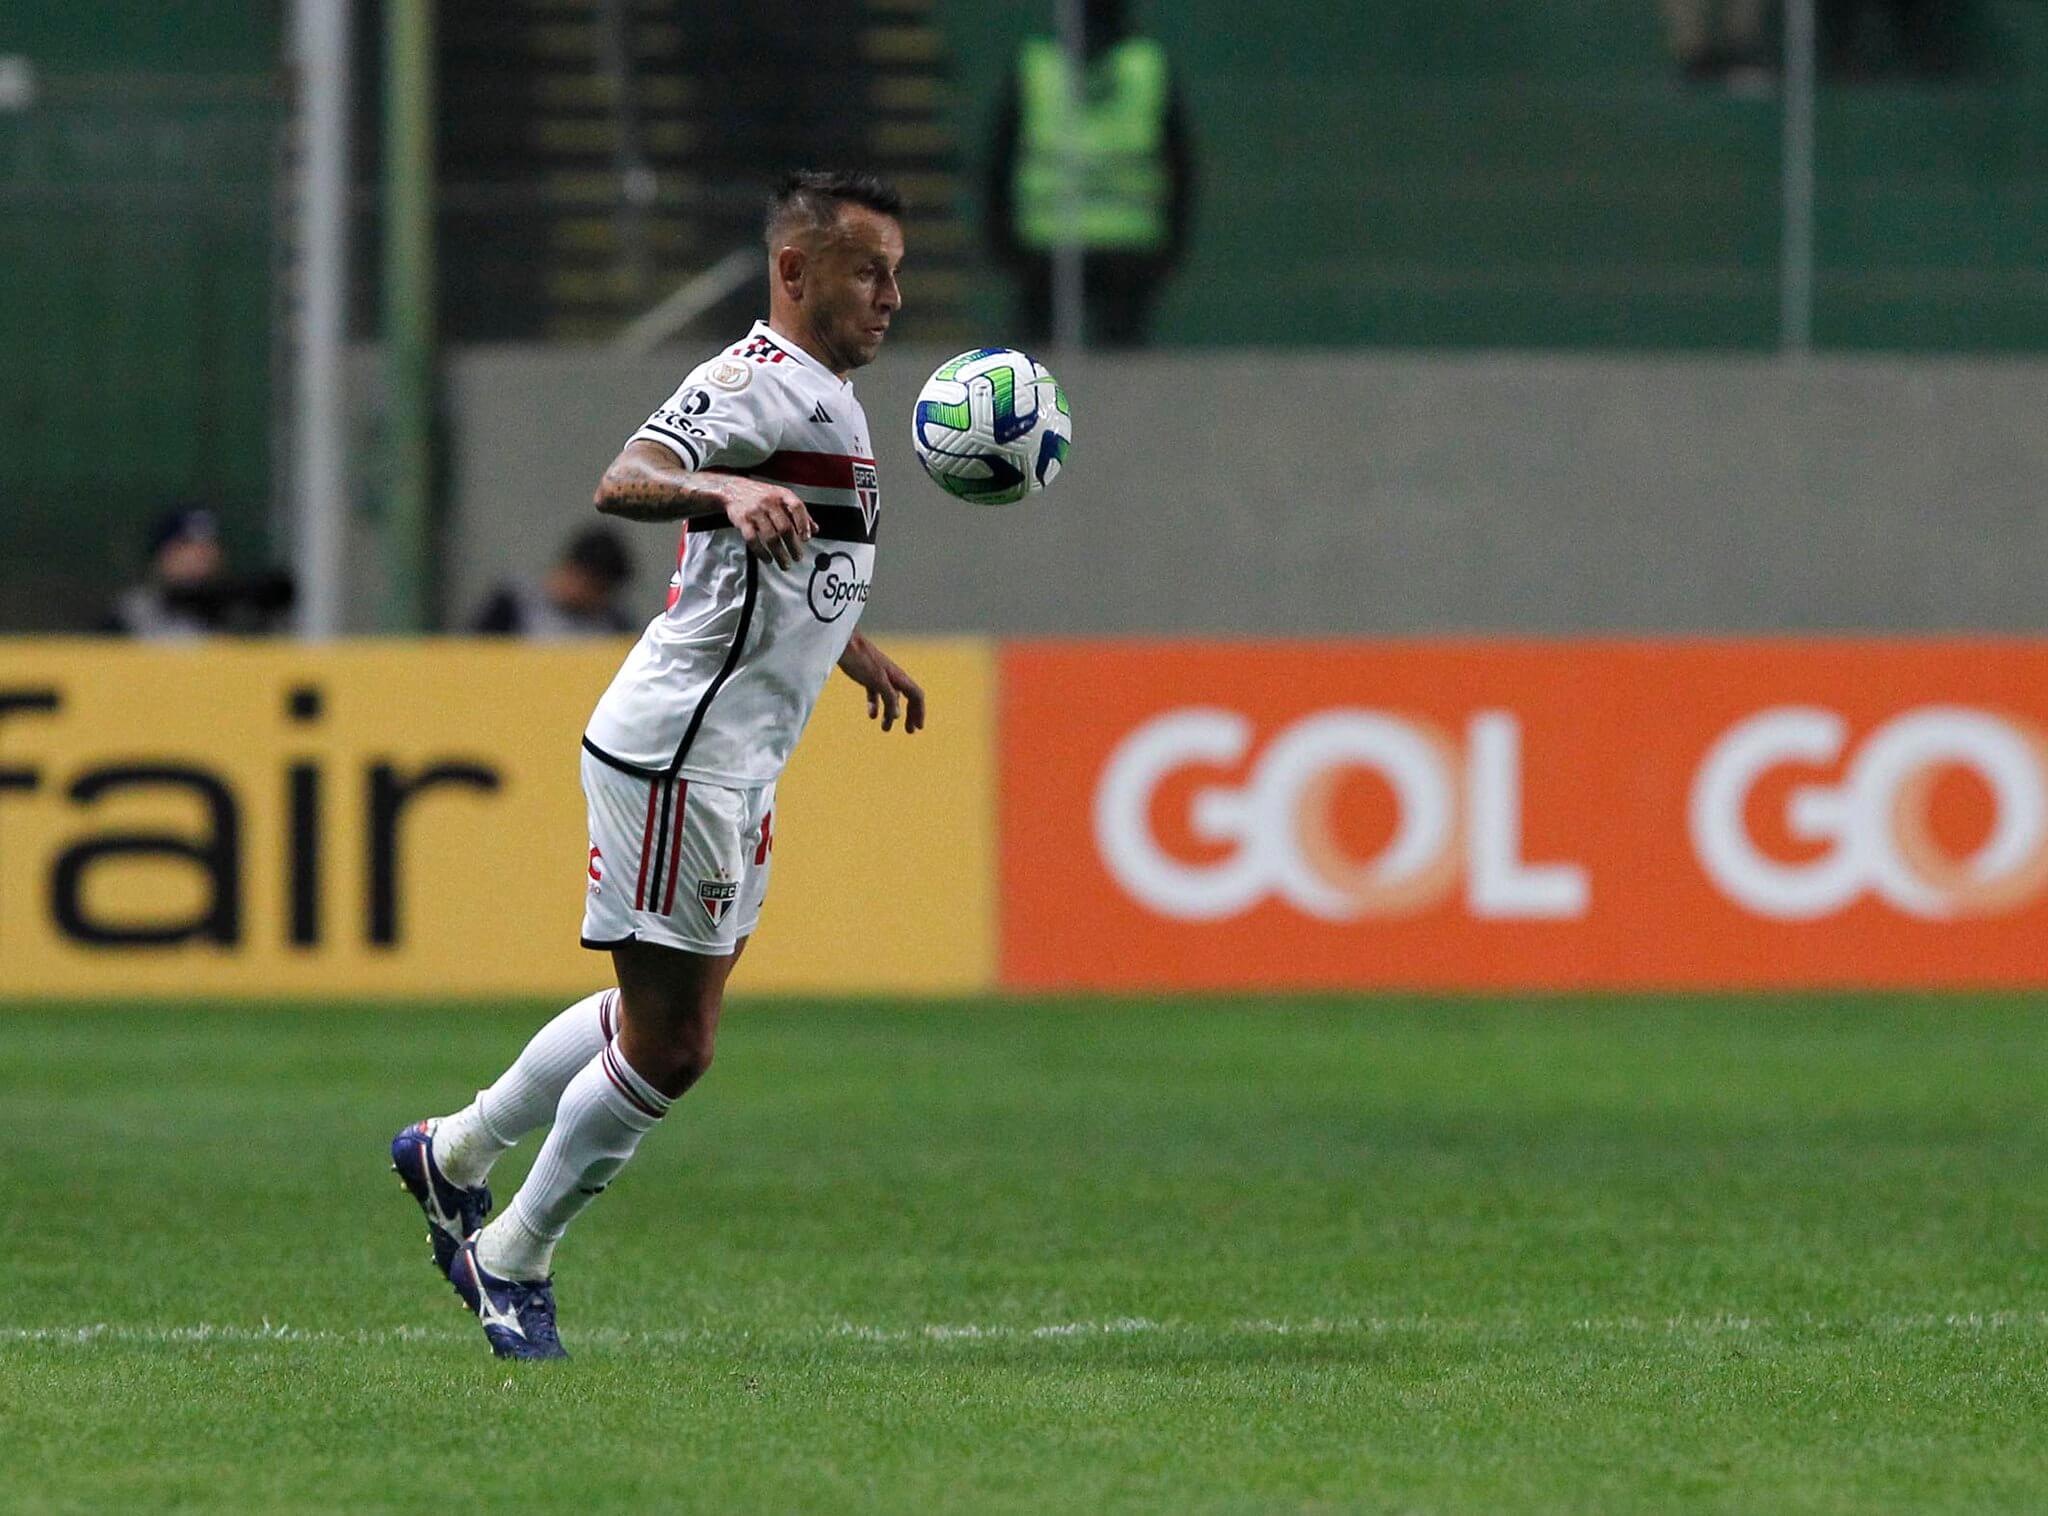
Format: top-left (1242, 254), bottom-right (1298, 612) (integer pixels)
top-left (806, 206), bottom-right (905, 373)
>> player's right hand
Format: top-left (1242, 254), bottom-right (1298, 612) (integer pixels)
top-left (718, 478), bottom-right (815, 569)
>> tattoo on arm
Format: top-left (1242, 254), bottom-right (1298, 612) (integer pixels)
top-left (594, 451), bottom-right (729, 523)
top-left (598, 476), bottom-right (704, 522)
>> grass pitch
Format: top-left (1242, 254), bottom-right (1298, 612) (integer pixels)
top-left (5, 994), bottom-right (2048, 1513)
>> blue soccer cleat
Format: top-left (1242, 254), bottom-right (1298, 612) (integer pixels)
top-left (449, 1234), bottom-right (568, 1361)
top-left (389, 1120), bottom-right (492, 1279)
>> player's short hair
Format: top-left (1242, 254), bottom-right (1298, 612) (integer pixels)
top-left (764, 169), bottom-right (904, 247)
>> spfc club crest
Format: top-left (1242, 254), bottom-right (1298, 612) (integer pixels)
top-left (851, 461), bottom-right (880, 533)
top-left (697, 875), bottom-right (738, 926)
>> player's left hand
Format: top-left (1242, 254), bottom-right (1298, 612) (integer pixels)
top-left (838, 634), bottom-right (925, 734)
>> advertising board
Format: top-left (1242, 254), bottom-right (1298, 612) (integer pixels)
top-left (1000, 640), bottom-right (2048, 990)
top-left (0, 641), bottom-right (992, 997)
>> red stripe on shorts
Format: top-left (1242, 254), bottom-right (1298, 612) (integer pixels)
top-left (662, 780), bottom-right (689, 916)
top-left (632, 777), bottom-right (661, 910)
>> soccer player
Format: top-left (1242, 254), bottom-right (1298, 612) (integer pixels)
top-left (391, 170), bottom-right (922, 1360)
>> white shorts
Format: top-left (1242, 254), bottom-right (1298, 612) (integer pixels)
top-left (579, 747), bottom-right (776, 956)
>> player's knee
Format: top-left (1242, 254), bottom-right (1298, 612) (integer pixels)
top-left (642, 1041), bottom-right (710, 1098)
top-left (614, 970), bottom-right (723, 1095)
top-left (643, 1010), bottom-right (717, 1096)
top-left (678, 1038), bottom-right (715, 1089)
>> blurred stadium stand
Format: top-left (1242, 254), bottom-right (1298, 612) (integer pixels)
top-left (0, 4), bottom-right (279, 632)
top-left (943, 0), bottom-right (2048, 350)
top-left (2, 0), bottom-right (2045, 634)
top-left (358, 0), bottom-right (971, 343)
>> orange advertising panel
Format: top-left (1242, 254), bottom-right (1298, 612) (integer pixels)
top-left (1000, 640), bottom-right (2048, 991)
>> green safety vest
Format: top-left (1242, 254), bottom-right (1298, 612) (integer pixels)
top-left (1013, 37), bottom-right (1171, 254)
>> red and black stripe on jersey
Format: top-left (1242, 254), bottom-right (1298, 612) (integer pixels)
top-left (687, 449), bottom-right (880, 544)
top-left (736, 334), bottom-right (791, 364)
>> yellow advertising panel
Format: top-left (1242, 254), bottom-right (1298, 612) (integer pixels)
top-left (0, 639), bottom-right (994, 998)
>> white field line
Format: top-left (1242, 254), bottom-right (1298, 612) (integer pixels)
top-left (5, 1311), bottom-right (2048, 1350)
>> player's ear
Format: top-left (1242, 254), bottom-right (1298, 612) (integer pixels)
top-left (775, 244), bottom-right (807, 301)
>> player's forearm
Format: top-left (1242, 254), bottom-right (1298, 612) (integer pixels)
top-left (592, 457), bottom-right (736, 523)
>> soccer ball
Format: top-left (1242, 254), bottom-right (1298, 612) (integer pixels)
top-left (911, 348), bottom-right (1073, 506)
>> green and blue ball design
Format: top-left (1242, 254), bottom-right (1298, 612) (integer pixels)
top-left (912, 348), bottom-right (1074, 506)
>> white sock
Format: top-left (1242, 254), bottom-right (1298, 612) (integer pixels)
top-left (434, 989), bottom-right (619, 1188)
top-left (476, 1041), bottom-right (670, 1281)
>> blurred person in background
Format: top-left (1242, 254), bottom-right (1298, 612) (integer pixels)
top-left (469, 525), bottom-right (637, 638)
top-left (99, 505), bottom-right (293, 639)
top-left (1821, 0), bottom-right (1978, 77)
top-left (1664, 0), bottom-right (1979, 84)
top-left (987, 0), bottom-right (1194, 349)
top-left (1661, 0), bottom-right (1773, 83)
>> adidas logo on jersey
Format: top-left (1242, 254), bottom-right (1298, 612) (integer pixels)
top-left (810, 402), bottom-right (833, 425)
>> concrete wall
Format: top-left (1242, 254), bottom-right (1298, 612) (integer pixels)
top-left (437, 345), bottom-right (2048, 636)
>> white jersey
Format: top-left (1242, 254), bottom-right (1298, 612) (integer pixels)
top-left (583, 321), bottom-right (880, 785)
